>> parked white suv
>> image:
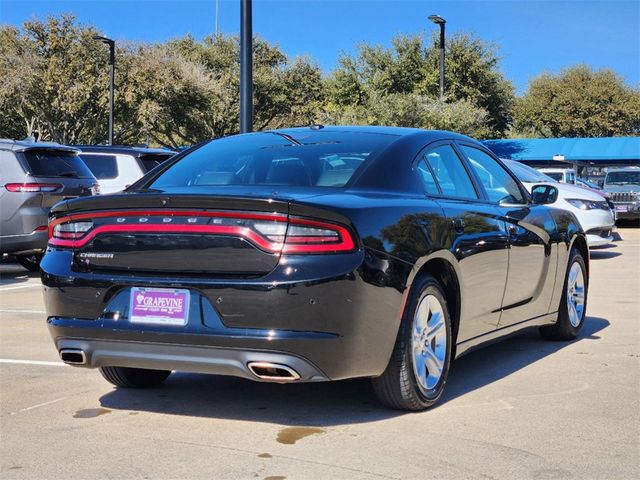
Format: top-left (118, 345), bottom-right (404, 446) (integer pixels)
top-left (537, 167), bottom-right (576, 184)
top-left (506, 160), bottom-right (615, 247)
top-left (76, 146), bottom-right (175, 194)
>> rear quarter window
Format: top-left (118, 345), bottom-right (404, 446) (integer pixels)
top-left (79, 154), bottom-right (119, 179)
top-left (21, 151), bottom-right (94, 179)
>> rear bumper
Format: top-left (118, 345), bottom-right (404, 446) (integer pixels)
top-left (42, 248), bottom-right (409, 381)
top-left (0, 230), bottom-right (47, 255)
top-left (52, 334), bottom-right (328, 382)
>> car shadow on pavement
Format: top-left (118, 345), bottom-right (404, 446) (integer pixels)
top-left (0, 262), bottom-right (39, 285)
top-left (590, 250), bottom-right (622, 260)
top-left (442, 316), bottom-right (609, 405)
top-left (99, 374), bottom-right (399, 426)
top-left (98, 316), bottom-right (609, 424)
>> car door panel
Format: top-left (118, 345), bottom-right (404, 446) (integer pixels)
top-left (437, 200), bottom-right (509, 341)
top-left (497, 206), bottom-right (558, 327)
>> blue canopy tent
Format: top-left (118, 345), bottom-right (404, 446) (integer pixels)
top-left (483, 137), bottom-right (640, 167)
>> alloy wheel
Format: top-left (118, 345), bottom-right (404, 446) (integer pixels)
top-left (566, 262), bottom-right (586, 327)
top-left (412, 294), bottom-right (447, 394)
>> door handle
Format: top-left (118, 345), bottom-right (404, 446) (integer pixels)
top-left (508, 224), bottom-right (518, 235)
top-left (453, 218), bottom-right (465, 233)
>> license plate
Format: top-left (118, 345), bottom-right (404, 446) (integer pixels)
top-left (615, 205), bottom-right (628, 212)
top-left (129, 287), bottom-right (190, 326)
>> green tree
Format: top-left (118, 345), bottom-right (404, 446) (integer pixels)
top-left (325, 33), bottom-right (514, 137)
top-left (0, 15), bottom-right (326, 147)
top-left (0, 15), bottom-right (111, 143)
top-left (514, 65), bottom-right (640, 137)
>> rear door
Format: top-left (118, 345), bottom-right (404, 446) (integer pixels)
top-left (417, 142), bottom-right (509, 342)
top-left (458, 144), bottom-right (557, 327)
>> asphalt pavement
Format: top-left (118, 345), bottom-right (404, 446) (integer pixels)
top-left (1, 228), bottom-right (639, 479)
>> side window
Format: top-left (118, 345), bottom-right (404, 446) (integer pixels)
top-left (460, 145), bottom-right (525, 205)
top-left (423, 145), bottom-right (478, 199)
top-left (416, 161), bottom-right (439, 194)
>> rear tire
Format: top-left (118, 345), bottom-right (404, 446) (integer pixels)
top-left (17, 254), bottom-right (42, 272)
top-left (372, 275), bottom-right (452, 411)
top-left (540, 247), bottom-right (588, 341)
top-left (99, 366), bottom-right (171, 388)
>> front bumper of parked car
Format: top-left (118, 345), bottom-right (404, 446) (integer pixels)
top-left (571, 208), bottom-right (616, 247)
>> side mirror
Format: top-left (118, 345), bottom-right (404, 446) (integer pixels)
top-left (531, 184), bottom-right (559, 205)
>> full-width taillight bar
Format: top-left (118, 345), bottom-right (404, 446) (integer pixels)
top-left (48, 210), bottom-right (356, 254)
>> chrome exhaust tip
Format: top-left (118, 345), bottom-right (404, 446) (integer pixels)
top-left (60, 349), bottom-right (87, 365)
top-left (247, 361), bottom-right (300, 382)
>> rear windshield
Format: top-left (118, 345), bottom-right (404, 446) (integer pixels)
top-left (22, 151), bottom-right (94, 178)
top-left (148, 132), bottom-right (397, 189)
top-left (139, 154), bottom-right (174, 173)
top-left (79, 154), bottom-right (118, 179)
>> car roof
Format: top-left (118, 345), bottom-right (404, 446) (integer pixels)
top-left (606, 166), bottom-right (640, 172)
top-left (270, 125), bottom-right (475, 142)
top-left (0, 139), bottom-right (79, 154)
top-left (72, 145), bottom-right (176, 157)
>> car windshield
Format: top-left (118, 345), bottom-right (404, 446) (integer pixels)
top-left (605, 171), bottom-right (640, 185)
top-left (542, 171), bottom-right (564, 182)
top-left (148, 131), bottom-right (397, 189)
top-left (505, 160), bottom-right (557, 183)
top-left (577, 178), bottom-right (599, 189)
top-left (22, 150), bottom-right (94, 178)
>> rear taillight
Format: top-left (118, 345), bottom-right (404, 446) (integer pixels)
top-left (5, 183), bottom-right (62, 193)
top-left (282, 218), bottom-right (355, 253)
top-left (48, 211), bottom-right (356, 254)
top-left (51, 221), bottom-right (93, 240)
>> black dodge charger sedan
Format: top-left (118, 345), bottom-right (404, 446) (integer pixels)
top-left (42, 126), bottom-right (588, 410)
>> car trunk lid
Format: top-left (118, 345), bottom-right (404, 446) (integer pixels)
top-left (50, 193), bottom-right (291, 276)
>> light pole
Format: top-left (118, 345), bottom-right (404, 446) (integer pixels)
top-left (428, 15), bottom-right (446, 101)
top-left (93, 35), bottom-right (115, 145)
top-left (240, 0), bottom-right (253, 133)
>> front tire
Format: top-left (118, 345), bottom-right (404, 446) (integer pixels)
top-left (99, 366), bottom-right (171, 388)
top-left (372, 275), bottom-right (452, 411)
top-left (540, 247), bottom-right (588, 340)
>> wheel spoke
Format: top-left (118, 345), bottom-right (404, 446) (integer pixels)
top-left (414, 297), bottom-right (429, 333)
top-left (414, 352), bottom-right (426, 383)
top-left (427, 312), bottom-right (444, 340)
top-left (425, 350), bottom-right (443, 385)
top-left (569, 264), bottom-right (578, 286)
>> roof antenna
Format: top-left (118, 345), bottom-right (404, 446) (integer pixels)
top-left (309, 124), bottom-right (324, 130)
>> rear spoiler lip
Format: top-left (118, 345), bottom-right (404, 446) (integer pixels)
top-left (14, 145), bottom-right (79, 154)
top-left (49, 193), bottom-right (291, 216)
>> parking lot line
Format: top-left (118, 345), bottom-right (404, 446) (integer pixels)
top-left (0, 358), bottom-right (66, 367)
top-left (0, 283), bottom-right (42, 291)
top-left (0, 309), bottom-right (46, 314)
top-left (9, 397), bottom-right (67, 416)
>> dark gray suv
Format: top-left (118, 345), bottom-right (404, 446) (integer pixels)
top-left (0, 140), bottom-right (98, 270)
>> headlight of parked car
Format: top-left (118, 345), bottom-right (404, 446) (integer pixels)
top-left (566, 199), bottom-right (604, 210)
